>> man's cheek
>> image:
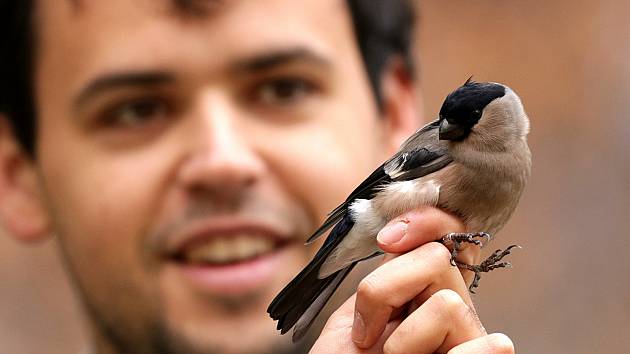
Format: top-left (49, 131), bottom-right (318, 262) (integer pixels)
top-left (47, 163), bottom-right (150, 265)
top-left (55, 175), bottom-right (159, 311)
top-left (256, 133), bottom-right (357, 216)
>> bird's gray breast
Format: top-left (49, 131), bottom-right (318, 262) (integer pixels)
top-left (438, 140), bottom-right (530, 234)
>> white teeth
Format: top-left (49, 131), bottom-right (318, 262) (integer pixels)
top-left (184, 235), bottom-right (275, 264)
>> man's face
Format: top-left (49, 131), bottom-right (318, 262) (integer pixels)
top-left (33, 0), bottom-right (395, 353)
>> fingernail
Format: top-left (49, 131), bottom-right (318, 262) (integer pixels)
top-left (377, 219), bottom-right (409, 245)
top-left (352, 310), bottom-right (366, 344)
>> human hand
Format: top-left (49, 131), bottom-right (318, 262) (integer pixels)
top-left (309, 207), bottom-right (515, 354)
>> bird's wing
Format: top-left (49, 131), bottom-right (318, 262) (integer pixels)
top-left (306, 121), bottom-right (450, 244)
top-left (305, 165), bottom-right (390, 244)
top-left (397, 118), bottom-right (441, 151)
top-left (385, 118), bottom-right (452, 180)
top-left (384, 146), bottom-right (452, 181)
top-left (268, 215), bottom-right (356, 338)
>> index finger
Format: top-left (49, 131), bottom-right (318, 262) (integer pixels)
top-left (376, 207), bottom-right (465, 253)
top-left (376, 207), bottom-right (482, 274)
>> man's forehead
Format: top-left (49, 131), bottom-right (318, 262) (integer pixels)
top-left (36, 0), bottom-right (351, 54)
top-left (40, 0), bottom-right (349, 41)
top-left (34, 0), bottom-right (361, 108)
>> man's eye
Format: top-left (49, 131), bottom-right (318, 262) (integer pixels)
top-left (254, 78), bottom-right (317, 106)
top-left (101, 97), bottom-right (170, 128)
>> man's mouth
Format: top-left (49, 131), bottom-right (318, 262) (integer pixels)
top-left (175, 235), bottom-right (283, 265)
top-left (160, 219), bottom-right (297, 295)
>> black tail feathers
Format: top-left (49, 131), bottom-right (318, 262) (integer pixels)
top-left (267, 215), bottom-right (355, 341)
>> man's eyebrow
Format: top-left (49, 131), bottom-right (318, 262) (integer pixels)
top-left (74, 71), bottom-right (174, 108)
top-left (232, 47), bottom-right (333, 73)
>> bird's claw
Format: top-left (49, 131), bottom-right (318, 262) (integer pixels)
top-left (440, 232), bottom-right (492, 266)
top-left (456, 244), bottom-right (521, 294)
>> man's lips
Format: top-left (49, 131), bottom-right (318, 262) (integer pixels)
top-left (159, 218), bottom-right (298, 295)
top-left (172, 249), bottom-right (293, 295)
top-left (163, 217), bottom-right (294, 262)
top-left (182, 235), bottom-right (277, 264)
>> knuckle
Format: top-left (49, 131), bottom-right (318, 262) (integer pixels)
top-left (487, 333), bottom-right (515, 353)
top-left (383, 337), bottom-right (407, 354)
top-left (434, 288), bottom-right (464, 308)
top-left (419, 207), bottom-right (463, 235)
top-left (424, 242), bottom-right (453, 264)
top-left (383, 324), bottom-right (411, 354)
top-left (382, 340), bottom-right (397, 354)
top-left (433, 289), bottom-right (468, 321)
top-left (356, 275), bottom-right (384, 302)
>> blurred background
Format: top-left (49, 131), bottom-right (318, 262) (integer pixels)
top-left (1, 1), bottom-right (629, 353)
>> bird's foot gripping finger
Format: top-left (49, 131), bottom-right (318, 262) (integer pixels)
top-left (456, 245), bottom-right (521, 294)
top-left (440, 232), bottom-right (492, 266)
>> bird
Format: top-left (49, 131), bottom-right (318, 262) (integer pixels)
top-left (267, 78), bottom-right (532, 341)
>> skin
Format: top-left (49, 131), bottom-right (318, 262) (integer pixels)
top-left (0, 0), bottom-right (515, 353)
top-left (312, 209), bottom-right (515, 353)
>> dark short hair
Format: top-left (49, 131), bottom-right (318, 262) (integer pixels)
top-left (0, 0), bottom-right (36, 155)
top-left (0, 0), bottom-right (415, 156)
top-left (347, 0), bottom-right (416, 106)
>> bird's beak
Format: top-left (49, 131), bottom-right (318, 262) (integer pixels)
top-left (439, 120), bottom-right (467, 141)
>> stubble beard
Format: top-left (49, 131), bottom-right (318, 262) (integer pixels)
top-left (53, 186), bottom-right (316, 354)
top-left (65, 263), bottom-right (314, 354)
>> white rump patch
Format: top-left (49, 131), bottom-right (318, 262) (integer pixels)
top-left (349, 199), bottom-right (371, 217)
top-left (319, 199), bottom-right (385, 278)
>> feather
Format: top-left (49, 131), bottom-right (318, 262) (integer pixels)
top-left (267, 215), bottom-right (355, 336)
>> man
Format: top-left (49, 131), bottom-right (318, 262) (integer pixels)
top-left (0, 0), bottom-right (515, 353)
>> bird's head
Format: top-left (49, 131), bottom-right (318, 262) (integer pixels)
top-left (438, 78), bottom-right (529, 148)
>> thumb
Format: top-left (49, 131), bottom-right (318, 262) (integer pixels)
top-left (308, 294), bottom-right (357, 354)
top-left (310, 294), bottom-right (399, 354)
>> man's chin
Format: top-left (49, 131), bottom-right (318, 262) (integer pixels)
top-left (155, 310), bottom-right (307, 354)
top-left (151, 243), bottom-right (313, 353)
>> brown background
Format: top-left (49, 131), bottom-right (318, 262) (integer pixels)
top-left (2, 1), bottom-right (629, 353)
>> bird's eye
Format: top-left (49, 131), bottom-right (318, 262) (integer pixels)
top-left (472, 109), bottom-right (482, 119)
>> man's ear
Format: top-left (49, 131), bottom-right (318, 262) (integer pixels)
top-left (378, 58), bottom-right (423, 155)
top-left (0, 115), bottom-right (51, 243)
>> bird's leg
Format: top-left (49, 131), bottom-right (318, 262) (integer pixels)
top-left (440, 232), bottom-right (492, 266)
top-left (456, 245), bottom-right (521, 294)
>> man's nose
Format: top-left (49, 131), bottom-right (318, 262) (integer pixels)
top-left (177, 94), bottom-right (266, 194)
